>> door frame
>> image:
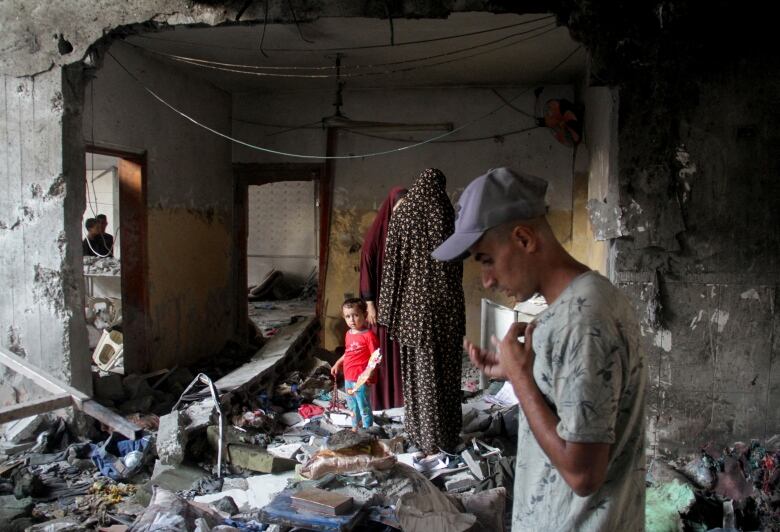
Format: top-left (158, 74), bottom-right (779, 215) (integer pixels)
top-left (232, 163), bottom-right (330, 340)
top-left (85, 145), bottom-right (149, 373)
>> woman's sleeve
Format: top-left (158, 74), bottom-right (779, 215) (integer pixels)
top-left (360, 226), bottom-right (380, 301)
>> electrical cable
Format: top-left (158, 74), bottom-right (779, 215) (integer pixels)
top-left (136, 23), bottom-right (559, 79)
top-left (490, 88), bottom-right (536, 119)
top-left (87, 82), bottom-right (97, 216)
top-left (342, 125), bottom-right (541, 144)
top-left (137, 20), bottom-right (556, 73)
top-left (106, 45), bottom-right (582, 160)
top-left (132, 15), bottom-right (555, 53)
top-left (259, 0), bottom-right (270, 57)
top-left (167, 24), bottom-right (559, 79)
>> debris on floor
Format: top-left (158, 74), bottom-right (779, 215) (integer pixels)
top-left (0, 342), bottom-right (523, 531)
top-left (12, 322), bottom-right (779, 532)
top-left (0, 290), bottom-right (535, 532)
top-left (646, 438), bottom-right (780, 531)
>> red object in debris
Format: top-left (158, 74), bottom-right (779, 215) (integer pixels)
top-left (543, 99), bottom-right (582, 147)
top-left (298, 403), bottom-right (325, 419)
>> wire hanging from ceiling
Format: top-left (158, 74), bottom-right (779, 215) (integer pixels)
top-left (259, 0), bottom-right (270, 57)
top-left (343, 125), bottom-right (541, 144)
top-left (135, 23), bottom-right (561, 80)
top-left (138, 20), bottom-right (557, 73)
top-left (132, 15), bottom-right (556, 53)
top-left (105, 45), bottom-right (583, 160)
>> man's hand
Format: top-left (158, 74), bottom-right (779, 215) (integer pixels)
top-left (464, 321), bottom-right (537, 383)
top-left (498, 321), bottom-right (536, 383)
top-left (464, 337), bottom-right (507, 380)
top-left (366, 301), bottom-right (378, 327)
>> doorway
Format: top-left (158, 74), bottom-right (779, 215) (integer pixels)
top-left (233, 163), bottom-right (329, 342)
top-left (83, 147), bottom-right (148, 375)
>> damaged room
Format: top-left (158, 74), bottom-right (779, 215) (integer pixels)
top-left (0, 1), bottom-right (778, 531)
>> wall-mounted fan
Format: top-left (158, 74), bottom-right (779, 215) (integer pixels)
top-left (534, 88), bottom-right (583, 147)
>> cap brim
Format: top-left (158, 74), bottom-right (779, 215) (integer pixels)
top-left (432, 231), bottom-right (485, 261)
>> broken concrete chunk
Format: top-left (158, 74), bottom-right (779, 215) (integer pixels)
top-left (3, 414), bottom-right (47, 444)
top-left (0, 494), bottom-right (33, 523)
top-left (195, 489), bottom-right (250, 513)
top-left (193, 472), bottom-right (295, 513)
top-left (210, 495), bottom-right (239, 515)
top-left (327, 429), bottom-right (373, 452)
top-left (221, 477), bottom-right (249, 491)
top-left (445, 470), bottom-right (478, 492)
top-left (227, 444), bottom-right (297, 474)
top-left (267, 443), bottom-right (302, 460)
top-left (205, 425), bottom-right (257, 448)
top-left (156, 410), bottom-right (188, 465)
top-left (150, 460), bottom-right (209, 492)
top-left (184, 399), bottom-right (216, 433)
top-left (0, 439), bottom-right (36, 456)
top-left (246, 472), bottom-right (297, 509)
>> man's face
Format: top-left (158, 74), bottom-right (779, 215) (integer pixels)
top-left (469, 227), bottom-right (538, 302)
top-left (98, 219), bottom-right (107, 233)
top-left (88, 225), bottom-right (101, 238)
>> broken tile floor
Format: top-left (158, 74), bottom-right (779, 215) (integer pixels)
top-left (2, 314), bottom-right (779, 531)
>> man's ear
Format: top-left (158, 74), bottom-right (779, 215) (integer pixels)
top-left (511, 224), bottom-right (537, 252)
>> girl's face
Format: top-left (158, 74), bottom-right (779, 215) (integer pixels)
top-left (343, 306), bottom-right (367, 331)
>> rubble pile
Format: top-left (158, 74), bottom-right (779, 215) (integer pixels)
top-left (1, 345), bottom-right (521, 531)
top-left (647, 437), bottom-right (780, 531)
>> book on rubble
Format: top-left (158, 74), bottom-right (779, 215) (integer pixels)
top-left (290, 487), bottom-right (354, 516)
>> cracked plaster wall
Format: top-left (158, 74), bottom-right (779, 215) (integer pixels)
top-left (83, 42), bottom-right (236, 372)
top-left (562, 0), bottom-right (780, 454)
top-left (0, 2), bottom-right (242, 403)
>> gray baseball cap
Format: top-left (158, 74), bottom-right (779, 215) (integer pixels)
top-left (432, 167), bottom-right (548, 261)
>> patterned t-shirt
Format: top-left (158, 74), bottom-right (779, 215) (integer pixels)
top-left (512, 271), bottom-right (646, 531)
top-left (343, 329), bottom-right (379, 382)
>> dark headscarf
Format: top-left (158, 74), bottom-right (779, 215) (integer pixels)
top-left (378, 169), bottom-right (465, 348)
top-left (359, 186), bottom-right (407, 302)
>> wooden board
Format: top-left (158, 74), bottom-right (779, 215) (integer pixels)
top-left (0, 394), bottom-right (72, 424)
top-left (0, 346), bottom-right (139, 440)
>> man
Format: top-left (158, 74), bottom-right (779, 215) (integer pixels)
top-left (433, 168), bottom-right (646, 531)
top-left (95, 214), bottom-right (114, 256)
top-left (83, 218), bottom-right (111, 257)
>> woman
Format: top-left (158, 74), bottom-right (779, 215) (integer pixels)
top-left (378, 169), bottom-right (465, 455)
top-left (360, 186), bottom-right (407, 410)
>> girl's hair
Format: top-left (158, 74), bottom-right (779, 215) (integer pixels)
top-left (342, 297), bottom-right (367, 314)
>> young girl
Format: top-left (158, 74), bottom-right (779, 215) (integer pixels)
top-left (330, 298), bottom-right (379, 431)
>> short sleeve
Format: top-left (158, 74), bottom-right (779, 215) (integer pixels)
top-left (551, 319), bottom-right (623, 444)
top-left (366, 330), bottom-right (380, 354)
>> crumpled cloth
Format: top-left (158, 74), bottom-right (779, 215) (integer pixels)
top-left (90, 433), bottom-right (150, 480)
top-left (395, 464), bottom-right (506, 532)
top-left (300, 440), bottom-right (396, 480)
top-left (129, 486), bottom-right (224, 532)
top-left (298, 403), bottom-right (325, 419)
